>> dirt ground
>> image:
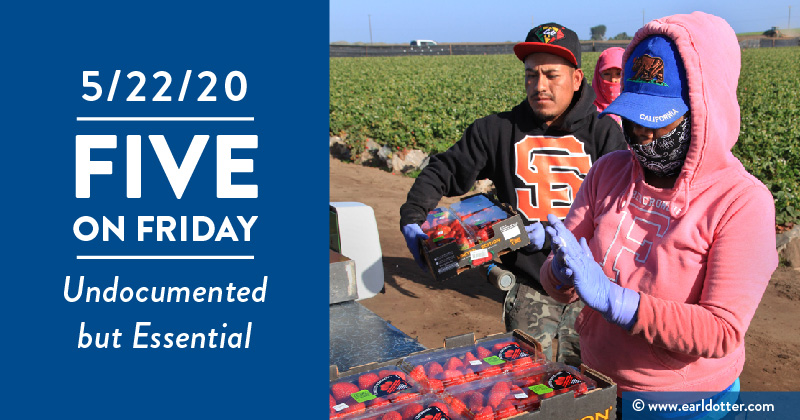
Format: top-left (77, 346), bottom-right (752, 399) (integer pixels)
top-left (330, 157), bottom-right (800, 392)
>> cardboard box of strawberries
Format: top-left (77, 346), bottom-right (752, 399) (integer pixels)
top-left (329, 330), bottom-right (617, 419)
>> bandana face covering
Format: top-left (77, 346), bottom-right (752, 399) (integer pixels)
top-left (625, 115), bottom-right (691, 178)
top-left (596, 78), bottom-right (621, 105)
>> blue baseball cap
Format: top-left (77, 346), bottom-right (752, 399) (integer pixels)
top-left (600, 35), bottom-right (689, 128)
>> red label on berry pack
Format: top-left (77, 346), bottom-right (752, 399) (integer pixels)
top-left (498, 343), bottom-right (529, 361)
top-left (547, 370), bottom-right (583, 390)
top-left (373, 375), bottom-right (410, 397)
top-left (413, 406), bottom-right (450, 420)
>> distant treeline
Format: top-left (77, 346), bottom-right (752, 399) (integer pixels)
top-left (331, 39), bottom-right (799, 58)
top-left (330, 41), bottom-right (631, 58)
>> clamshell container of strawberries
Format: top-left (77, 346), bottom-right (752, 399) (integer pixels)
top-left (440, 363), bottom-right (597, 420)
top-left (330, 367), bottom-right (426, 419)
top-left (401, 335), bottom-right (547, 393)
top-left (333, 393), bottom-right (472, 420)
top-left (419, 194), bottom-right (530, 281)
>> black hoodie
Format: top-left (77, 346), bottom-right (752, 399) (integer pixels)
top-left (400, 79), bottom-right (626, 284)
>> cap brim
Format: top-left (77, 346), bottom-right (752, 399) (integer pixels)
top-left (513, 42), bottom-right (577, 67)
top-left (600, 92), bottom-right (689, 129)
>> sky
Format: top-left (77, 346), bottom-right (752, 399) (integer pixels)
top-left (330, 0), bottom-right (799, 44)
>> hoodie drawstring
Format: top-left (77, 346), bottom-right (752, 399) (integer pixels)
top-left (670, 178), bottom-right (690, 219)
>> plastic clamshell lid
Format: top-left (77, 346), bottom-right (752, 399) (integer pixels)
top-left (331, 392), bottom-right (470, 420)
top-left (437, 362), bottom-right (597, 419)
top-left (330, 367), bottom-right (425, 419)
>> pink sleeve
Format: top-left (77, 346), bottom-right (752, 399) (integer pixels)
top-left (631, 185), bottom-right (778, 357)
top-left (539, 159), bottom-right (601, 303)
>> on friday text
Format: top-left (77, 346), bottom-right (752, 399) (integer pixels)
top-left (73, 215), bottom-right (258, 242)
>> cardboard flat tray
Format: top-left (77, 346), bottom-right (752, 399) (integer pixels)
top-left (329, 330), bottom-right (617, 420)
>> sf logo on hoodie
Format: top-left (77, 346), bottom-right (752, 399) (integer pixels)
top-left (514, 135), bottom-right (592, 221)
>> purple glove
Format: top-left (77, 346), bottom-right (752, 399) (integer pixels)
top-left (401, 224), bottom-right (429, 270)
top-left (545, 214), bottom-right (578, 287)
top-left (545, 214), bottom-right (640, 330)
top-left (523, 222), bottom-right (545, 251)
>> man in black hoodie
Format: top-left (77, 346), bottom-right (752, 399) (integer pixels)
top-left (400, 23), bottom-right (626, 364)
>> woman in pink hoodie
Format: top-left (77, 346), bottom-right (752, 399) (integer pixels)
top-left (533, 11), bottom-right (778, 404)
top-left (592, 47), bottom-right (624, 125)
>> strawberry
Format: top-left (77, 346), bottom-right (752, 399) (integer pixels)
top-left (467, 392), bottom-right (484, 413)
top-left (425, 379), bottom-right (443, 392)
top-left (400, 403), bottom-right (424, 420)
top-left (358, 373), bottom-right (379, 390)
top-left (370, 397), bottom-right (391, 408)
top-left (477, 346), bottom-right (493, 359)
top-left (517, 373), bottom-right (544, 388)
top-left (381, 411), bottom-right (402, 420)
top-left (490, 381), bottom-right (511, 396)
top-left (474, 406), bottom-right (495, 420)
top-left (492, 342), bottom-right (515, 352)
top-left (515, 377), bottom-right (534, 388)
top-left (392, 392), bottom-right (420, 403)
top-left (445, 396), bottom-right (468, 416)
top-left (496, 401), bottom-right (517, 419)
top-left (575, 382), bottom-right (589, 396)
top-left (329, 394), bottom-right (335, 410)
top-left (430, 402), bottom-right (450, 416)
top-left (487, 391), bottom-right (506, 409)
top-left (443, 356), bottom-right (464, 371)
top-left (426, 361), bottom-right (444, 378)
top-left (463, 351), bottom-right (479, 363)
top-left (409, 365), bottom-right (427, 382)
top-left (461, 367), bottom-right (476, 382)
top-left (330, 381), bottom-right (360, 403)
top-left (440, 369), bottom-right (465, 386)
top-left (512, 356), bottom-right (532, 370)
top-left (479, 365), bottom-right (502, 378)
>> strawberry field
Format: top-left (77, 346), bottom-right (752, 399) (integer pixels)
top-left (330, 47), bottom-right (800, 225)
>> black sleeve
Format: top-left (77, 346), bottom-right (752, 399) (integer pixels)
top-left (399, 120), bottom-right (494, 227)
top-left (596, 115), bottom-right (627, 156)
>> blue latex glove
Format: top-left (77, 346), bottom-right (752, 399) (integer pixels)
top-left (523, 222), bottom-right (545, 251)
top-left (544, 214), bottom-right (578, 287)
top-left (401, 224), bottom-right (429, 270)
top-left (545, 214), bottom-right (640, 329)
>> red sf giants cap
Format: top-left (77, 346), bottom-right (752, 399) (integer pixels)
top-left (514, 23), bottom-right (581, 68)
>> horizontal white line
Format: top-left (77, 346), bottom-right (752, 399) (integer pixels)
top-left (77, 255), bottom-right (254, 260)
top-left (76, 117), bottom-right (254, 122)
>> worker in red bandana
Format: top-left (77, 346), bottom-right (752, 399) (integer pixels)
top-left (592, 47), bottom-right (625, 125)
